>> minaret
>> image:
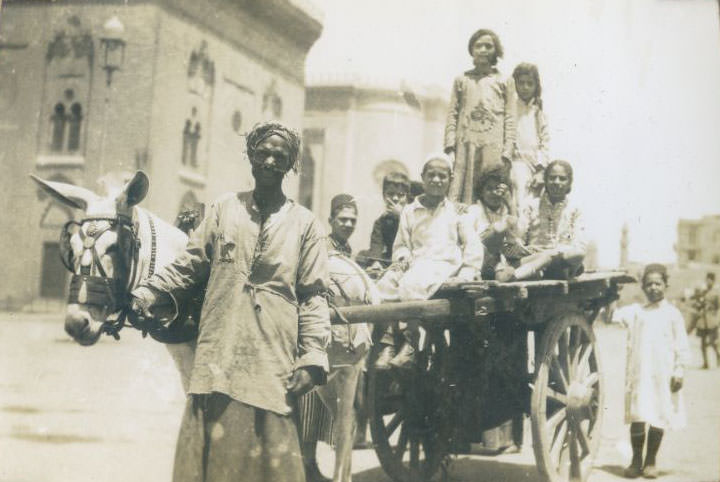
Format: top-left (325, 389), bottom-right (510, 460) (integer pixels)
top-left (620, 223), bottom-right (629, 269)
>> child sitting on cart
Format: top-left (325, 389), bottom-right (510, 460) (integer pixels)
top-left (374, 153), bottom-right (483, 370)
top-left (511, 159), bottom-right (587, 280)
top-left (464, 167), bottom-right (529, 281)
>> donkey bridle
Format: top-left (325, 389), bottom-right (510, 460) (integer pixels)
top-left (61, 213), bottom-right (157, 339)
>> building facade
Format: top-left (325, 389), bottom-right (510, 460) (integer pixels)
top-left (302, 75), bottom-right (448, 255)
top-left (676, 215), bottom-right (720, 267)
top-left (0, 0), bottom-right (322, 308)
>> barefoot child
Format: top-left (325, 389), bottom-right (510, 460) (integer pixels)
top-left (613, 264), bottom-right (691, 479)
top-left (511, 62), bottom-right (550, 207)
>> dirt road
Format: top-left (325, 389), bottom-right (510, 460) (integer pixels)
top-left (0, 312), bottom-right (717, 481)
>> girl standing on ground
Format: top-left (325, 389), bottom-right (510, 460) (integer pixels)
top-left (612, 264), bottom-right (691, 479)
top-left (511, 62), bottom-right (550, 208)
top-left (445, 28), bottom-right (516, 204)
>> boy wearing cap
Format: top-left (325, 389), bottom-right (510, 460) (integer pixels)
top-left (375, 154), bottom-right (483, 369)
top-left (612, 264), bottom-right (691, 479)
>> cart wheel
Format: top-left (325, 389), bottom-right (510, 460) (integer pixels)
top-left (531, 312), bottom-right (604, 482)
top-left (368, 327), bottom-right (452, 482)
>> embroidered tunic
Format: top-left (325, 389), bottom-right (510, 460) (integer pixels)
top-left (445, 69), bottom-right (516, 203)
top-left (519, 193), bottom-right (587, 254)
top-left (377, 197), bottom-right (483, 301)
top-left (146, 191), bottom-right (330, 415)
top-left (613, 300), bottom-right (691, 429)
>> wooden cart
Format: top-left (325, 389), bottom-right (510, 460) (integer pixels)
top-left (330, 270), bottom-right (634, 482)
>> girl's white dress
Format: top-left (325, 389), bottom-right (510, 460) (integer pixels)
top-left (613, 300), bottom-right (691, 429)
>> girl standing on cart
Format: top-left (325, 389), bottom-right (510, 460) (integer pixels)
top-left (612, 264), bottom-right (691, 479)
top-left (445, 28), bottom-right (516, 204)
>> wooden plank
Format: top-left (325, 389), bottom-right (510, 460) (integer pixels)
top-left (330, 299), bottom-right (453, 325)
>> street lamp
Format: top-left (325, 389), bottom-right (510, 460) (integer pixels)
top-left (99, 16), bottom-right (125, 87)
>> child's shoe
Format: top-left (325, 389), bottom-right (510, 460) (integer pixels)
top-left (374, 344), bottom-right (397, 370)
top-left (389, 343), bottom-right (416, 370)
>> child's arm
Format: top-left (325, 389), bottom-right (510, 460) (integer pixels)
top-left (502, 78), bottom-right (517, 162)
top-left (391, 206), bottom-right (412, 268)
top-left (535, 108), bottom-right (551, 169)
top-left (671, 306), bottom-right (691, 380)
top-left (444, 77), bottom-right (461, 155)
top-left (457, 211), bottom-right (484, 281)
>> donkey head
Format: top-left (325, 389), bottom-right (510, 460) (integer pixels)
top-left (31, 172), bottom-right (149, 345)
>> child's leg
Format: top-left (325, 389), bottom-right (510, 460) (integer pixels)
top-left (644, 426), bottom-right (663, 466)
top-left (701, 330), bottom-right (710, 369)
top-left (625, 422), bottom-right (646, 477)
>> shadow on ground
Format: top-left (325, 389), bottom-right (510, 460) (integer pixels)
top-left (353, 457), bottom-right (543, 482)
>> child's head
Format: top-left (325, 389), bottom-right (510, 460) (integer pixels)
top-left (421, 153), bottom-right (453, 198)
top-left (706, 272), bottom-right (716, 288)
top-left (544, 160), bottom-right (573, 203)
top-left (382, 172), bottom-right (410, 209)
top-left (512, 63), bottom-right (542, 107)
top-left (477, 168), bottom-right (512, 209)
top-left (329, 193), bottom-right (358, 243)
top-left (642, 263), bottom-right (668, 303)
top-left (467, 29), bottom-right (503, 68)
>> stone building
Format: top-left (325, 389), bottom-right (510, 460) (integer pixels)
top-left (0, 0), bottom-right (322, 308)
top-left (301, 74), bottom-right (448, 255)
top-left (676, 215), bottom-right (720, 267)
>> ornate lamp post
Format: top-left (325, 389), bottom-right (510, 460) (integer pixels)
top-left (99, 16), bottom-right (125, 87)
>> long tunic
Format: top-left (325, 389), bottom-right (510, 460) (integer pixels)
top-left (445, 69), bottom-right (516, 203)
top-left (512, 98), bottom-right (550, 206)
top-left (146, 191), bottom-right (331, 416)
top-left (377, 197), bottom-right (483, 301)
top-left (613, 300), bottom-right (691, 429)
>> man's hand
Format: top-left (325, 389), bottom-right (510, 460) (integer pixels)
top-left (670, 376), bottom-right (683, 393)
top-left (286, 367), bottom-right (317, 397)
top-left (130, 287), bottom-right (157, 320)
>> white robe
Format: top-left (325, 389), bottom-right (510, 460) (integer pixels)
top-left (613, 300), bottom-right (691, 429)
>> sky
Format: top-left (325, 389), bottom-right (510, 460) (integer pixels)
top-left (305, 0), bottom-right (720, 267)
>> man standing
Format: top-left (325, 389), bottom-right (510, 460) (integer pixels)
top-left (131, 121), bottom-right (331, 482)
top-left (690, 272), bottom-right (720, 369)
top-left (301, 193), bottom-right (375, 482)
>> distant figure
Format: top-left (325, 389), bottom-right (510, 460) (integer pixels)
top-left (687, 272), bottom-right (720, 369)
top-left (612, 264), bottom-right (691, 479)
top-left (445, 28), bottom-right (516, 204)
top-left (510, 62), bottom-right (550, 208)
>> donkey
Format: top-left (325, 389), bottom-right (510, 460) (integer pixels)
top-left (31, 171), bottom-right (197, 390)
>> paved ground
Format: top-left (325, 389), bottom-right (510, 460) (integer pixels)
top-left (0, 311), bottom-right (718, 482)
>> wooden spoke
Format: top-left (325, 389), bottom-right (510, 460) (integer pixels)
top-left (550, 420), bottom-right (569, 466)
top-left (551, 354), bottom-right (569, 391)
top-left (575, 344), bottom-right (593, 380)
top-left (386, 411), bottom-right (404, 437)
top-left (569, 428), bottom-right (581, 480)
top-left (583, 372), bottom-right (599, 388)
top-left (575, 422), bottom-right (591, 456)
top-left (409, 438), bottom-right (420, 468)
top-left (547, 407), bottom-right (567, 432)
top-left (395, 425), bottom-right (409, 458)
top-left (547, 386), bottom-right (568, 405)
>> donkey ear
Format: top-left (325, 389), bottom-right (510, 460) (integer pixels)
top-left (122, 171), bottom-right (149, 207)
top-left (30, 174), bottom-right (98, 211)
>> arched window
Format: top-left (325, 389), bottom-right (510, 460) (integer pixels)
top-left (67, 103), bottom-right (82, 152)
top-left (298, 145), bottom-right (315, 209)
top-left (190, 122), bottom-right (201, 167)
top-left (181, 120), bottom-right (192, 165)
top-left (51, 103), bottom-right (66, 152)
